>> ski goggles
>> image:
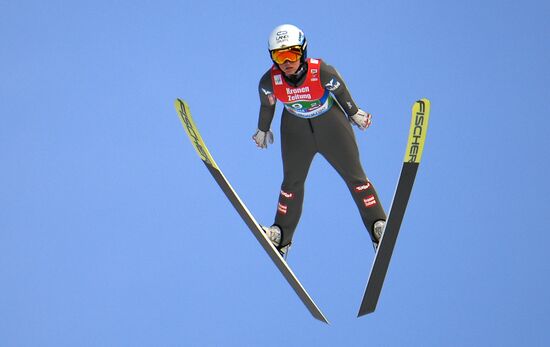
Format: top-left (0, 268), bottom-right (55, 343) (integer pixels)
top-left (271, 46), bottom-right (303, 64)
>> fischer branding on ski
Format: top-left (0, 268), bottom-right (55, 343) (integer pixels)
top-left (174, 98), bottom-right (329, 323)
top-left (404, 99), bottom-right (429, 164)
top-left (358, 98), bottom-right (431, 317)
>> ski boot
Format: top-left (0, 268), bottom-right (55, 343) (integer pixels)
top-left (262, 225), bottom-right (291, 258)
top-left (372, 220), bottom-right (386, 251)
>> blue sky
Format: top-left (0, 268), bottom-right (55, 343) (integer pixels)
top-left (1, 0), bottom-right (549, 346)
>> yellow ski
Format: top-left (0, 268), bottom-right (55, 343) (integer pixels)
top-left (358, 98), bottom-right (431, 316)
top-left (174, 98), bottom-right (329, 323)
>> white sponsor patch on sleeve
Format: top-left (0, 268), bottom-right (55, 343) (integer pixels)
top-left (325, 78), bottom-right (341, 91)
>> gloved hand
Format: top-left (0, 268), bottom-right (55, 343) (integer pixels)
top-left (252, 129), bottom-right (274, 149)
top-left (350, 109), bottom-right (372, 130)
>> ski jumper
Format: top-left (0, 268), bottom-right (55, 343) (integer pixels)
top-left (257, 58), bottom-right (387, 248)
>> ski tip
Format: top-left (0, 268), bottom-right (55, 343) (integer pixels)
top-left (174, 97), bottom-right (186, 108)
top-left (416, 97), bottom-right (430, 106)
top-left (404, 98), bottom-right (430, 164)
top-left (173, 97), bottom-right (220, 169)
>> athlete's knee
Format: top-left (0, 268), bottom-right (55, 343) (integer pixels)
top-left (281, 178), bottom-right (306, 194)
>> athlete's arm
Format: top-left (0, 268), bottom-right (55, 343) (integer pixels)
top-left (320, 61), bottom-right (360, 117)
top-left (257, 70), bottom-right (276, 132)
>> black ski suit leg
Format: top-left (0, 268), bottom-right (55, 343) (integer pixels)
top-left (274, 110), bottom-right (317, 247)
top-left (314, 108), bottom-right (387, 241)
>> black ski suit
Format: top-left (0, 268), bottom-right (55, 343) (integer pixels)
top-left (257, 59), bottom-right (386, 249)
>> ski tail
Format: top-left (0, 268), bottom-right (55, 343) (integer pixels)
top-left (357, 98), bottom-right (430, 317)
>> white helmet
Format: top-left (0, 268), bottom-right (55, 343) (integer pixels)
top-left (268, 24), bottom-right (308, 58)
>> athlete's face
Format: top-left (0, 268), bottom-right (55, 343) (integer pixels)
top-left (279, 59), bottom-right (301, 76)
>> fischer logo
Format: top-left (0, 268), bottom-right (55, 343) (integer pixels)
top-left (354, 183), bottom-right (371, 192)
top-left (178, 102), bottom-right (212, 166)
top-left (278, 202), bottom-right (288, 214)
top-left (363, 195), bottom-right (377, 208)
top-left (408, 100), bottom-right (426, 163)
top-left (280, 190), bottom-right (294, 199)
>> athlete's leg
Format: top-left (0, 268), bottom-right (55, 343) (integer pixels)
top-left (274, 111), bottom-right (317, 247)
top-left (314, 108), bottom-right (387, 240)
